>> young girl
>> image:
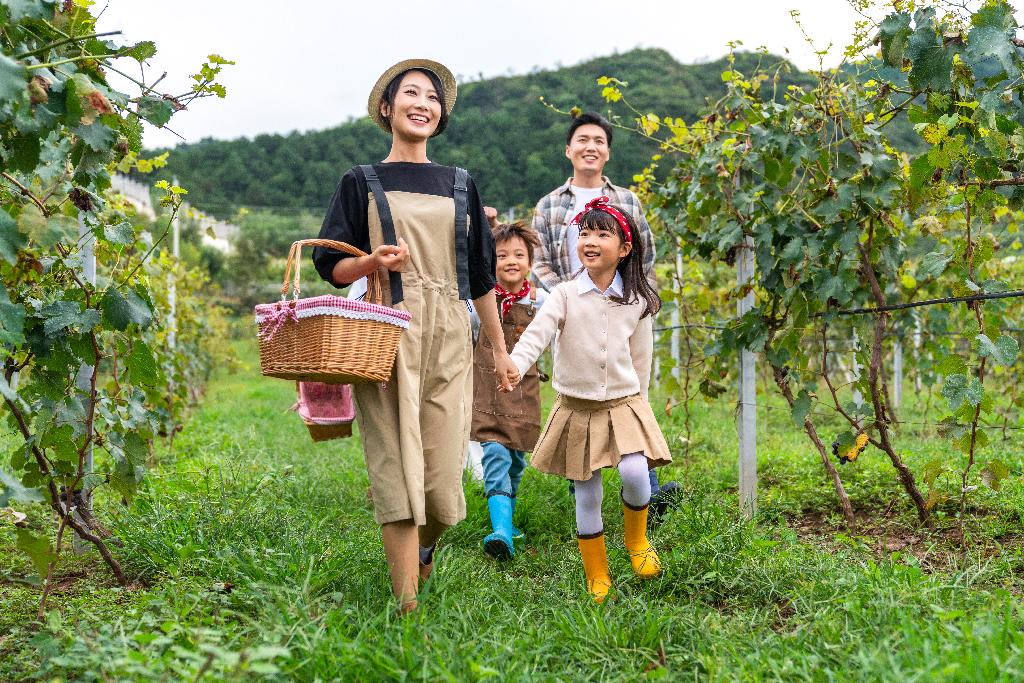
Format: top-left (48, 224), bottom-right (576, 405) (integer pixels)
top-left (506, 196), bottom-right (671, 602)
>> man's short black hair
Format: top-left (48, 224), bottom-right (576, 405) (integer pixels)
top-left (566, 111), bottom-right (613, 147)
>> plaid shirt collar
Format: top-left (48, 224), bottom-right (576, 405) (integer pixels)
top-left (553, 175), bottom-right (616, 197)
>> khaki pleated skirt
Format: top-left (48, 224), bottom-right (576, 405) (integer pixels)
top-left (531, 393), bottom-right (672, 481)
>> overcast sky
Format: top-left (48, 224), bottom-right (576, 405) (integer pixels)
top-left (97, 0), bottom-right (887, 149)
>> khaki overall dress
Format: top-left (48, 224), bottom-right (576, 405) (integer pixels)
top-left (353, 191), bottom-right (473, 527)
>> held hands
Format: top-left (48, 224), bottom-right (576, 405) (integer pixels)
top-left (372, 237), bottom-right (410, 272)
top-left (493, 350), bottom-right (520, 392)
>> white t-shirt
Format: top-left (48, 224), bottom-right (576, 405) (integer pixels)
top-left (564, 185), bottom-right (604, 277)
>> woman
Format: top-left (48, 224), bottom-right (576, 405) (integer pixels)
top-left (312, 59), bottom-right (518, 612)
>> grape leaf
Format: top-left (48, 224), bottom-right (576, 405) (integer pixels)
top-left (0, 209), bottom-right (26, 264)
top-left (907, 11), bottom-right (954, 91)
top-left (137, 96), bottom-right (173, 127)
top-left (942, 373), bottom-right (984, 411)
top-left (101, 287), bottom-right (153, 330)
top-left (1, 0), bottom-right (54, 21)
top-left (124, 41), bottom-right (157, 63)
top-left (0, 286), bottom-right (25, 346)
top-left (976, 333), bottom-right (1018, 367)
top-left (980, 459), bottom-right (1010, 491)
top-left (917, 251), bottom-right (951, 279)
top-left (879, 12), bottom-right (913, 67)
top-left (127, 341), bottom-right (160, 386)
top-left (965, 2), bottom-right (1018, 76)
top-left (0, 468), bottom-right (44, 505)
top-left (0, 51), bottom-right (27, 103)
top-left (72, 122), bottom-right (115, 152)
top-left (15, 528), bottom-right (53, 579)
top-left (101, 221), bottom-right (135, 245)
top-left (791, 389), bottom-right (812, 427)
top-left (40, 300), bottom-right (101, 336)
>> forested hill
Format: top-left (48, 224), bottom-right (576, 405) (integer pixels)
top-left (151, 49), bottom-right (807, 216)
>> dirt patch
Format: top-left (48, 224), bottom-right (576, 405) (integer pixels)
top-left (50, 570), bottom-right (88, 593)
top-left (784, 506), bottom-right (1024, 574)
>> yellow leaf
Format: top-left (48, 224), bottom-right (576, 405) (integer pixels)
top-left (921, 123), bottom-right (947, 145)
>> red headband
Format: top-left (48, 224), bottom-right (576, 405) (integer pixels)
top-left (571, 195), bottom-right (632, 243)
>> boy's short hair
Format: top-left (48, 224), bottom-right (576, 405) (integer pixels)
top-left (566, 111), bottom-right (613, 147)
top-left (492, 221), bottom-right (541, 265)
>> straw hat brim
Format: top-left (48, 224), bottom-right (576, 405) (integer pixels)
top-left (367, 59), bottom-right (457, 135)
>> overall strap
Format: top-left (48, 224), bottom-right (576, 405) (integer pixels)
top-left (453, 167), bottom-right (470, 299)
top-left (359, 164), bottom-right (403, 305)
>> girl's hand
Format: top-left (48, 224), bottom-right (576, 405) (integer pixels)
top-left (372, 237), bottom-right (410, 272)
top-left (493, 351), bottom-right (519, 392)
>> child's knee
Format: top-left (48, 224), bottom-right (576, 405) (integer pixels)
top-left (618, 454), bottom-right (652, 505)
top-left (573, 474), bottom-right (603, 508)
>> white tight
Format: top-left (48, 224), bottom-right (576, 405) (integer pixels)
top-left (574, 452), bottom-right (651, 536)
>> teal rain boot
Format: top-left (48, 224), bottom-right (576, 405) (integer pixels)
top-left (483, 494), bottom-right (515, 560)
top-left (510, 497), bottom-right (524, 540)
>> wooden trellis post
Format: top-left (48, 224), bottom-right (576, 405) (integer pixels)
top-left (737, 236), bottom-right (757, 518)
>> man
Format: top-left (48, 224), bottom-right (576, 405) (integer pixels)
top-left (531, 111), bottom-right (679, 520)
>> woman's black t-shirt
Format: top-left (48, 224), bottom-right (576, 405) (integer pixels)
top-left (312, 162), bottom-right (496, 300)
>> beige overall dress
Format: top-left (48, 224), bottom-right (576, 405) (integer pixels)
top-left (353, 191), bottom-right (473, 527)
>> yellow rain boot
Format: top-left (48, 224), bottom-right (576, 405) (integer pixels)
top-left (577, 533), bottom-right (613, 603)
top-left (623, 498), bottom-right (662, 578)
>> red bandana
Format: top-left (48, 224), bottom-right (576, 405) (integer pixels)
top-left (495, 279), bottom-right (531, 319)
top-left (571, 195), bottom-right (632, 243)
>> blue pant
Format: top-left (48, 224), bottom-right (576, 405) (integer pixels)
top-left (482, 441), bottom-right (527, 497)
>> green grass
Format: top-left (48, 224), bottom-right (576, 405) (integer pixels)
top-left (3, 340), bottom-right (1024, 681)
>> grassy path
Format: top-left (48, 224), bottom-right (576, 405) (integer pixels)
top-left (3, 342), bottom-right (1024, 680)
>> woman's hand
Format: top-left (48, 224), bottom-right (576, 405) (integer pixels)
top-left (372, 237), bottom-right (410, 272)
top-left (494, 351), bottom-right (520, 392)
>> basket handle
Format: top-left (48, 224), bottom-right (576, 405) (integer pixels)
top-left (282, 239), bottom-right (384, 305)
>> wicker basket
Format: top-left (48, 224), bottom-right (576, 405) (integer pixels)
top-left (294, 381), bottom-right (355, 442)
top-left (255, 239), bottom-right (411, 383)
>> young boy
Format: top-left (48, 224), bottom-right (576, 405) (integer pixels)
top-left (470, 221), bottom-right (546, 560)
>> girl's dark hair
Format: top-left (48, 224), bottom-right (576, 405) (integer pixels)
top-left (381, 68), bottom-right (449, 137)
top-left (577, 208), bottom-right (661, 318)
top-left (492, 221), bottom-right (540, 264)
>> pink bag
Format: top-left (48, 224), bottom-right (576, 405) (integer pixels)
top-left (293, 381), bottom-right (355, 442)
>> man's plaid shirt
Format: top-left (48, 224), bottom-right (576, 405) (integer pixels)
top-left (531, 176), bottom-right (656, 291)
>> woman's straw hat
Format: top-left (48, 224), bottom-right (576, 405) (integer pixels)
top-left (367, 59), bottom-right (457, 135)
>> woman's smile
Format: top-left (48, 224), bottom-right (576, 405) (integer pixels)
top-left (384, 70), bottom-right (442, 140)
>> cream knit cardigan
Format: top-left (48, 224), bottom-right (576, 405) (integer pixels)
top-left (509, 281), bottom-right (652, 401)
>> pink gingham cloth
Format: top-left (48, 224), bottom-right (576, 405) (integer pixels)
top-left (255, 295), bottom-right (412, 340)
